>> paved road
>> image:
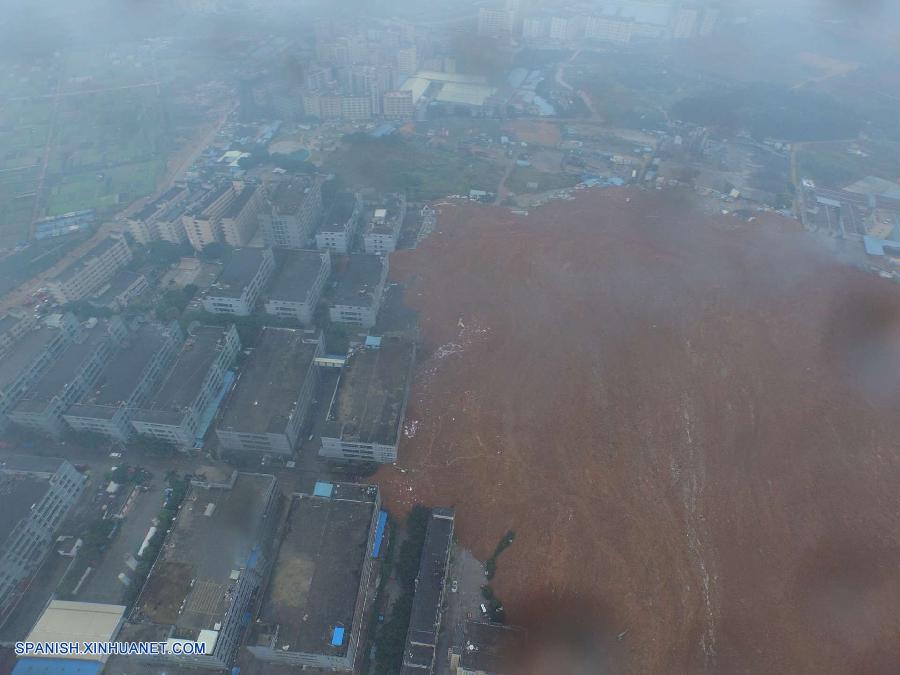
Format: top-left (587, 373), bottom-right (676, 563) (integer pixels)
top-left (435, 547), bottom-right (486, 675)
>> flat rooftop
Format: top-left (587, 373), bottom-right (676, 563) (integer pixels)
top-left (191, 182), bottom-right (233, 216)
top-left (66, 324), bottom-right (174, 420)
top-left (51, 237), bottom-right (125, 284)
top-left (268, 250), bottom-right (328, 303)
top-left (320, 192), bottom-right (357, 233)
top-left (134, 473), bottom-right (276, 639)
top-left (206, 248), bottom-right (268, 299)
top-left (323, 339), bottom-right (414, 446)
top-left (331, 254), bottom-right (385, 307)
top-left (90, 270), bottom-right (144, 305)
top-left (0, 454), bottom-right (65, 476)
top-left (458, 620), bottom-right (525, 673)
top-left (222, 184), bottom-right (258, 219)
top-left (131, 325), bottom-right (231, 426)
top-left (402, 509), bottom-right (454, 672)
top-left (256, 484), bottom-right (378, 657)
top-left (0, 474), bottom-right (53, 546)
top-left (218, 328), bottom-right (319, 435)
top-left (269, 180), bottom-right (315, 214)
top-left (0, 325), bottom-right (60, 392)
top-left (15, 321), bottom-right (111, 404)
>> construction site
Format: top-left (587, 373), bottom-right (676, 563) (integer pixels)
top-left (374, 188), bottom-right (900, 673)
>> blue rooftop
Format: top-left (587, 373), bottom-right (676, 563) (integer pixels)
top-left (313, 481), bottom-right (334, 498)
top-left (331, 626), bottom-right (345, 646)
top-left (372, 510), bottom-right (388, 558)
top-left (13, 659), bottom-right (102, 675)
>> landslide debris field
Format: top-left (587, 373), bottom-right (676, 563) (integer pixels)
top-left (375, 189), bottom-right (900, 674)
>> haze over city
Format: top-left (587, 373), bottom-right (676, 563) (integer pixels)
top-left (0, 1), bottom-right (898, 674)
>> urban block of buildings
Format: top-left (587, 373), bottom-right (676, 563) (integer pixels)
top-left (260, 179), bottom-right (323, 250)
top-left (125, 472), bottom-right (278, 670)
top-left (263, 249), bottom-right (331, 325)
top-left (320, 338), bottom-right (415, 463)
top-left (8, 317), bottom-right (129, 438)
top-left (131, 323), bottom-right (240, 448)
top-left (63, 321), bottom-right (184, 441)
top-left (328, 254), bottom-right (389, 328)
top-left (248, 482), bottom-right (384, 671)
top-left (400, 508), bottom-right (456, 675)
top-left (0, 456), bottom-right (86, 627)
top-left (216, 328), bottom-right (323, 456)
top-left (201, 247), bottom-right (275, 316)
top-left (87, 269), bottom-right (149, 312)
top-left (46, 235), bottom-right (132, 304)
top-left (182, 182), bottom-right (264, 251)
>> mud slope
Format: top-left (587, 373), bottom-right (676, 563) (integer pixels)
top-left (375, 189), bottom-right (900, 674)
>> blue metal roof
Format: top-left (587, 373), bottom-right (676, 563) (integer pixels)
top-left (13, 659), bottom-right (102, 675)
top-left (372, 510), bottom-right (388, 558)
top-left (331, 626), bottom-right (345, 646)
top-left (365, 335), bottom-right (382, 348)
top-left (313, 481), bottom-right (334, 498)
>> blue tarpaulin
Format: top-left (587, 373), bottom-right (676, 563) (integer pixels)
top-left (13, 660), bottom-right (102, 675)
top-left (372, 510), bottom-right (388, 558)
top-left (313, 481), bottom-right (334, 498)
top-left (331, 626), bottom-right (345, 646)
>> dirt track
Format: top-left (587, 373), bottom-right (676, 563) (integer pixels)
top-left (374, 188), bottom-right (900, 674)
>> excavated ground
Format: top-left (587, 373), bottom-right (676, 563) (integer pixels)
top-left (374, 188), bottom-right (900, 674)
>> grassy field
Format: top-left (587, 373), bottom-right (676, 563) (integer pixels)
top-left (506, 166), bottom-right (580, 194)
top-left (798, 140), bottom-right (900, 188)
top-left (0, 47), bottom-right (167, 240)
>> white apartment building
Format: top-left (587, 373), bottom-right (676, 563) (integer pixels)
top-left (316, 192), bottom-right (361, 254)
top-left (260, 180), bottom-right (323, 250)
top-left (221, 184), bottom-right (265, 247)
top-left (264, 249), bottom-right (331, 325)
top-left (328, 254), bottom-right (388, 329)
top-left (46, 236), bottom-right (133, 304)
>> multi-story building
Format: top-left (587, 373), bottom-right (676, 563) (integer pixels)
top-left (220, 184), bottom-right (264, 247)
top-left (383, 90), bottom-right (415, 119)
top-left (216, 329), bottom-right (322, 457)
top-left (522, 17), bottom-right (547, 39)
top-left (126, 472), bottom-right (279, 670)
top-left (672, 6), bottom-right (699, 39)
top-left (399, 508), bottom-right (455, 675)
top-left (549, 16), bottom-right (569, 40)
top-left (125, 185), bottom-right (191, 244)
top-left (264, 249), bottom-right (331, 325)
top-left (0, 312), bottom-right (37, 358)
top-left (88, 269), bottom-right (149, 312)
top-left (478, 8), bottom-right (511, 37)
top-left (46, 236), bottom-right (133, 304)
top-left (8, 317), bottom-right (128, 438)
top-left (328, 254), bottom-right (389, 328)
top-left (202, 247), bottom-right (275, 316)
top-left (248, 483), bottom-right (383, 671)
top-left (316, 192), bottom-right (362, 254)
top-left (0, 313), bottom-right (81, 432)
top-left (0, 457), bottom-right (86, 626)
top-left (584, 16), bottom-right (634, 43)
top-left (131, 324), bottom-right (240, 448)
top-left (182, 183), bottom-right (239, 252)
top-left (397, 45), bottom-right (418, 79)
top-left (320, 338), bottom-right (415, 463)
top-left (342, 95), bottom-right (373, 121)
top-left (363, 194), bottom-right (406, 254)
top-left (63, 322), bottom-right (184, 441)
top-left (260, 179), bottom-right (323, 250)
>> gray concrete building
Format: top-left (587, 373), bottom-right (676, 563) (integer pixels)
top-left (260, 179), bottom-right (323, 250)
top-left (400, 508), bottom-right (455, 675)
top-left (8, 317), bottom-right (129, 438)
top-left (202, 247), bottom-right (275, 316)
top-left (248, 482), bottom-right (382, 671)
top-left (320, 338), bottom-right (416, 463)
top-left (0, 313), bottom-right (81, 432)
top-left (328, 254), bottom-right (389, 328)
top-left (88, 269), bottom-right (149, 312)
top-left (126, 472), bottom-right (278, 670)
top-left (0, 457), bottom-right (86, 627)
top-left (221, 183), bottom-right (264, 247)
top-left (316, 192), bottom-right (361, 254)
top-left (363, 193), bottom-right (406, 254)
top-left (63, 322), bottom-right (184, 441)
top-left (263, 249), bottom-right (331, 325)
top-left (216, 328), bottom-right (323, 456)
top-left (131, 324), bottom-right (240, 448)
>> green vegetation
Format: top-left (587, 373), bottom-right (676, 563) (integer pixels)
top-left (798, 140), bottom-right (900, 188)
top-left (327, 134), bottom-right (503, 200)
top-left (672, 84), bottom-right (860, 141)
top-left (507, 166), bottom-right (580, 194)
top-left (373, 505), bottom-right (431, 675)
top-left (155, 284), bottom-right (197, 321)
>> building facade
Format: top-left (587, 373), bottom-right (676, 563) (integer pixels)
top-left (46, 236), bottom-right (133, 304)
top-left (202, 247), bottom-right (275, 316)
top-left (221, 184), bottom-right (265, 247)
top-left (260, 180), bottom-right (323, 250)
